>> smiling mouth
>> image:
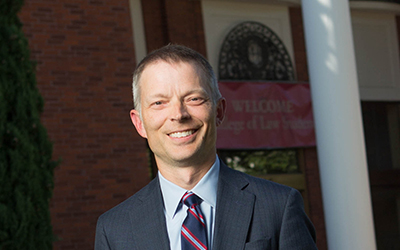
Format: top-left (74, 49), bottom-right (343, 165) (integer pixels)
top-left (168, 130), bottom-right (196, 138)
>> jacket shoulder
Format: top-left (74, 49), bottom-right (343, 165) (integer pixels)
top-left (221, 163), bottom-right (294, 196)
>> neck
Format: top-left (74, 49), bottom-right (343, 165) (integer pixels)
top-left (157, 157), bottom-right (216, 190)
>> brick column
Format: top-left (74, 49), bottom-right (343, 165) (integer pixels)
top-left (289, 7), bottom-right (327, 249)
top-left (141, 0), bottom-right (207, 56)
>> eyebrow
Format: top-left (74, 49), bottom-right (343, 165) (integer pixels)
top-left (145, 88), bottom-right (209, 100)
top-left (184, 88), bottom-right (209, 97)
top-left (146, 93), bottom-right (169, 99)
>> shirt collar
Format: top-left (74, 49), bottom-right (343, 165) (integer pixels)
top-left (158, 156), bottom-right (220, 219)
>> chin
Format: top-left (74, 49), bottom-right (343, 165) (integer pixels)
top-left (169, 152), bottom-right (203, 165)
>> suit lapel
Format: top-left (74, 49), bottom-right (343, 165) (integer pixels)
top-left (212, 162), bottom-right (255, 250)
top-left (128, 177), bottom-right (170, 250)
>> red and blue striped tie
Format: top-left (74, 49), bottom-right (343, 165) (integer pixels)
top-left (181, 192), bottom-right (208, 250)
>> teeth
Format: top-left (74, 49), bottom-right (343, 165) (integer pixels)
top-left (169, 130), bottom-right (194, 138)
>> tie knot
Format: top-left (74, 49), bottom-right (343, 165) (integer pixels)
top-left (182, 192), bottom-right (202, 207)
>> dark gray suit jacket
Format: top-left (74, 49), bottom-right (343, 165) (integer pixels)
top-left (95, 162), bottom-right (317, 250)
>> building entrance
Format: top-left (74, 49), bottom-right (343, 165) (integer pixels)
top-left (216, 21), bottom-right (310, 214)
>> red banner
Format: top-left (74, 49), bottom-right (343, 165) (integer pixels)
top-left (217, 82), bottom-right (316, 149)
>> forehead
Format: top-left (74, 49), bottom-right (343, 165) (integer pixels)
top-left (142, 60), bottom-right (199, 76)
top-left (139, 60), bottom-right (207, 90)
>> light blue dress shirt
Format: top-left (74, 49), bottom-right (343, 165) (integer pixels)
top-left (158, 156), bottom-right (220, 250)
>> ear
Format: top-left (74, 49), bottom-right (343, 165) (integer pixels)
top-left (215, 98), bottom-right (226, 127)
top-left (130, 109), bottom-right (148, 138)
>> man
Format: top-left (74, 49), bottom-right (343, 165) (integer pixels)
top-left (95, 45), bottom-right (317, 250)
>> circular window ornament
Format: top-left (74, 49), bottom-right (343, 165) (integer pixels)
top-left (218, 21), bottom-right (295, 81)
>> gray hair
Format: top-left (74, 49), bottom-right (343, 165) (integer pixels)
top-left (132, 44), bottom-right (222, 115)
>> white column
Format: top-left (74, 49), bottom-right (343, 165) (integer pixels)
top-left (301, 1), bottom-right (376, 249)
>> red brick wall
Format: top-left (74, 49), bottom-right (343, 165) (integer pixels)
top-left (289, 7), bottom-right (327, 250)
top-left (19, 0), bottom-right (150, 249)
top-left (289, 7), bottom-right (309, 83)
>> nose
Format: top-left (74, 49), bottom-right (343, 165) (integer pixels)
top-left (170, 101), bottom-right (191, 122)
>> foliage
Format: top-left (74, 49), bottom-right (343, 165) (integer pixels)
top-left (219, 149), bottom-right (299, 175)
top-left (0, 0), bottom-right (57, 249)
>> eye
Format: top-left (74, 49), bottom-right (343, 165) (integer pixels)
top-left (187, 96), bottom-right (206, 104)
top-left (150, 100), bottom-right (166, 109)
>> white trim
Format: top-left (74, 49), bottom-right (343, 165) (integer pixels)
top-left (129, 0), bottom-right (147, 64)
top-left (202, 0), bottom-right (300, 6)
top-left (203, 0), bottom-right (400, 14)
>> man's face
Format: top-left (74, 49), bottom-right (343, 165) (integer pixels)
top-left (130, 61), bottom-right (225, 168)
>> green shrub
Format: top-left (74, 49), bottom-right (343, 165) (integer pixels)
top-left (0, 0), bottom-right (57, 249)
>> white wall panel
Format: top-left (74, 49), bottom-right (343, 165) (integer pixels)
top-left (352, 12), bottom-right (400, 100)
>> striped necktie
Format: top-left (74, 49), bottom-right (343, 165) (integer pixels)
top-left (181, 192), bottom-right (208, 250)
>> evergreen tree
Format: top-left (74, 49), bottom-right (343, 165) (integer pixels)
top-left (0, 0), bottom-right (57, 249)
